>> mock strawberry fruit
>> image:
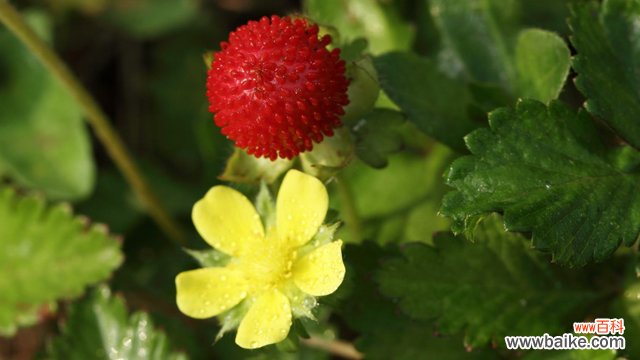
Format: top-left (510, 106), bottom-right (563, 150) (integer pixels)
top-left (206, 16), bottom-right (350, 160)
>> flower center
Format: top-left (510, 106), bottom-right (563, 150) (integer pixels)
top-left (236, 235), bottom-right (298, 295)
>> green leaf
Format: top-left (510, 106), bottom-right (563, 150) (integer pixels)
top-left (341, 147), bottom-right (454, 219)
top-left (430, 0), bottom-right (571, 103)
top-left (0, 187), bottom-right (123, 335)
top-left (374, 52), bottom-right (479, 151)
top-left (377, 214), bottom-right (596, 347)
top-left (334, 146), bottom-right (453, 245)
top-left (352, 109), bottom-right (406, 168)
top-left (343, 144), bottom-right (455, 244)
top-left (403, 199), bottom-right (451, 245)
top-left (0, 12), bottom-right (95, 200)
top-left (571, 0), bottom-right (640, 149)
top-left (357, 324), bottom-right (497, 360)
top-left (47, 286), bottom-right (187, 360)
top-left (609, 256), bottom-right (640, 358)
top-left (521, 0), bottom-right (576, 36)
top-left (304, 0), bottom-right (413, 55)
top-left (429, 0), bottom-right (519, 89)
top-left (331, 243), bottom-right (497, 359)
top-left (515, 29), bottom-right (571, 103)
top-left (442, 100), bottom-right (640, 266)
top-left (468, 83), bottom-right (515, 114)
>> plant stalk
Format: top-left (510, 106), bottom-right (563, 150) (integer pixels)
top-left (335, 173), bottom-right (363, 242)
top-left (301, 337), bottom-right (363, 359)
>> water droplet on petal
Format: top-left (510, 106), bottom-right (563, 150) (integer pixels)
top-left (304, 297), bottom-right (317, 308)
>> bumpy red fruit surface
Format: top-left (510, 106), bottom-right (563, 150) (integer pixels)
top-left (206, 16), bottom-right (350, 160)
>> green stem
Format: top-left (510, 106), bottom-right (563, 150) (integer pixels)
top-left (335, 173), bottom-right (363, 243)
top-left (0, 0), bottom-right (186, 245)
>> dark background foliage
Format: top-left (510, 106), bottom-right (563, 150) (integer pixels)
top-left (2, 0), bottom-right (639, 359)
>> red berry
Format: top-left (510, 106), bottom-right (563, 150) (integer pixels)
top-left (206, 16), bottom-right (350, 160)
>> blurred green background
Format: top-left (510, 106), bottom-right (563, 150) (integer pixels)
top-left (1, 0), bottom-right (610, 359)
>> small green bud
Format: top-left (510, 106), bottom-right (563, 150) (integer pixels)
top-left (342, 55), bottom-right (380, 124)
top-left (203, 51), bottom-right (215, 70)
top-left (300, 127), bottom-right (354, 180)
top-left (219, 148), bottom-right (293, 184)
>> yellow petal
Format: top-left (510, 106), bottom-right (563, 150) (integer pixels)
top-left (293, 240), bottom-right (345, 296)
top-left (276, 170), bottom-right (328, 247)
top-left (235, 289), bottom-right (292, 349)
top-left (175, 267), bottom-right (248, 319)
top-left (192, 186), bottom-right (264, 257)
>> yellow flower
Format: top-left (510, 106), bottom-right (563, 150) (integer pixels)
top-left (175, 169), bottom-right (345, 349)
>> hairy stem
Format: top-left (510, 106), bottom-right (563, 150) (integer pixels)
top-left (0, 0), bottom-right (186, 245)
